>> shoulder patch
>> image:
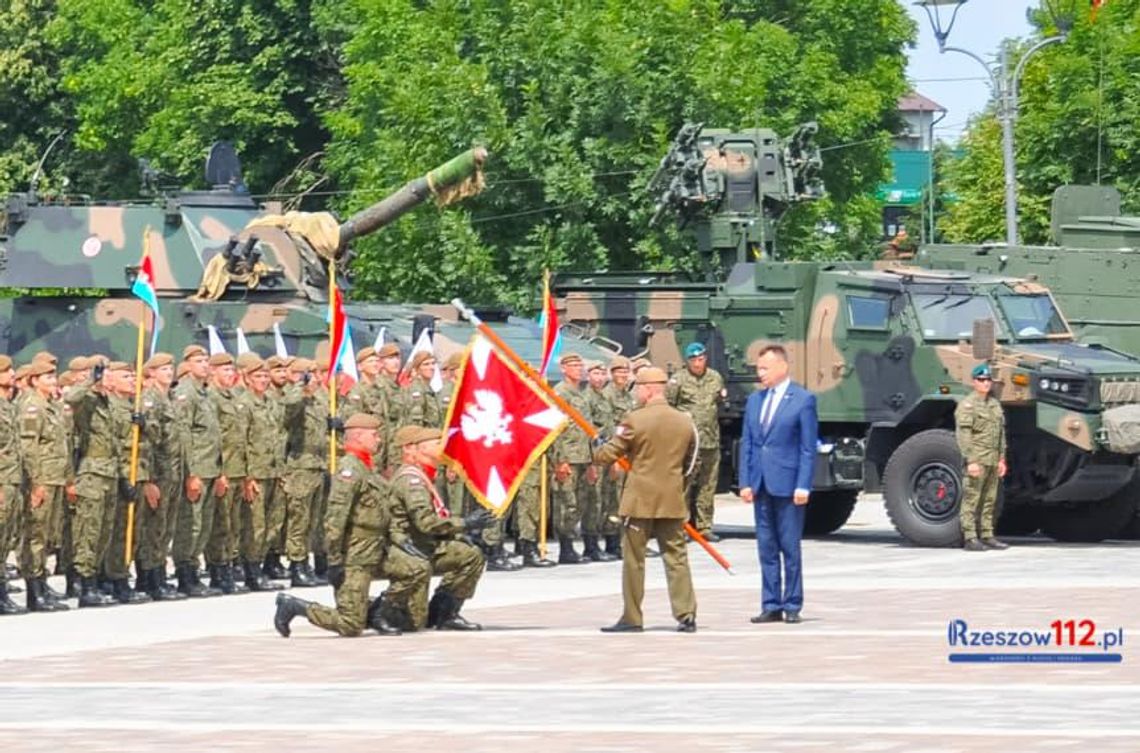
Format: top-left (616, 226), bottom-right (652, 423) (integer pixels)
top-left (407, 477), bottom-right (422, 486)
top-left (24, 406), bottom-right (37, 413)
top-left (340, 469), bottom-right (353, 478)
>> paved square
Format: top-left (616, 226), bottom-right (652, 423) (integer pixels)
top-left (2, 496), bottom-right (1137, 751)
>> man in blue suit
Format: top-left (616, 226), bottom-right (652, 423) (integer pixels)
top-left (738, 345), bottom-right (818, 624)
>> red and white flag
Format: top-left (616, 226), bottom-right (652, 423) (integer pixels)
top-left (441, 334), bottom-right (567, 514)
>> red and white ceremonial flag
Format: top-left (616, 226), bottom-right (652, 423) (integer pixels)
top-left (441, 334), bottom-right (567, 514)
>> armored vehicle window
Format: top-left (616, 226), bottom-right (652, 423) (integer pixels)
top-left (911, 293), bottom-right (1001, 341)
top-left (847, 295), bottom-right (890, 329)
top-left (997, 294), bottom-right (1069, 339)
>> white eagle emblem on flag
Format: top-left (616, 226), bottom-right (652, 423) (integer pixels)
top-left (461, 390), bottom-right (514, 448)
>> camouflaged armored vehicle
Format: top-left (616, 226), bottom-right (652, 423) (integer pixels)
top-left (0, 143), bottom-right (605, 367)
top-left (553, 126), bottom-right (1140, 546)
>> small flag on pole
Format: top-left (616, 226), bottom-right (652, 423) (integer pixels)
top-left (327, 286), bottom-right (348, 383)
top-left (373, 326), bottom-right (388, 350)
top-left (538, 270), bottom-right (561, 378)
top-left (273, 322), bottom-right (289, 358)
top-left (401, 329), bottom-right (434, 387)
top-left (206, 325), bottom-right (227, 355)
top-left (235, 328), bottom-right (251, 355)
top-left (130, 252), bottom-right (161, 357)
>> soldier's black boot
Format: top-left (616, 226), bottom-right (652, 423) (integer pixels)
top-left (78, 577), bottom-right (115, 608)
top-left (65, 571), bottom-right (82, 599)
top-left (0, 582), bottom-right (27, 615)
top-left (430, 590), bottom-right (482, 631)
top-left (520, 540), bottom-right (556, 568)
top-left (245, 561), bottom-right (281, 592)
top-left (41, 578), bottom-right (65, 602)
top-left (604, 534), bottom-right (622, 560)
top-left (486, 544), bottom-right (523, 572)
top-left (223, 564), bottom-right (249, 595)
top-left (155, 568), bottom-right (187, 601)
top-left (311, 555), bottom-right (329, 586)
top-left (273, 592), bottom-right (312, 638)
top-left (289, 560), bottom-right (317, 588)
top-left (177, 564), bottom-right (208, 598)
top-left (366, 595), bottom-right (403, 636)
top-left (113, 578), bottom-right (150, 605)
top-left (557, 537), bottom-right (584, 565)
top-left (583, 535), bottom-right (617, 562)
top-left (264, 553), bottom-right (288, 581)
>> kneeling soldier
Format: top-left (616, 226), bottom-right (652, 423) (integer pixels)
top-left (274, 413), bottom-right (401, 637)
top-left (385, 425), bottom-right (490, 631)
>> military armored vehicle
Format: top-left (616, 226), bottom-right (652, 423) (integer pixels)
top-left (0, 143), bottom-right (607, 367)
top-left (553, 126), bottom-right (1140, 545)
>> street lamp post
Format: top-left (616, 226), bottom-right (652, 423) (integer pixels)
top-left (916, 0), bottom-right (1074, 245)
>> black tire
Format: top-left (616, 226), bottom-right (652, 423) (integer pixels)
top-left (804, 490), bottom-right (858, 536)
top-left (1041, 486), bottom-right (1137, 543)
top-left (883, 429), bottom-right (964, 547)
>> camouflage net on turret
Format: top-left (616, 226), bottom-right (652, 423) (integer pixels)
top-left (246, 211), bottom-right (342, 259)
top-left (191, 253), bottom-right (275, 302)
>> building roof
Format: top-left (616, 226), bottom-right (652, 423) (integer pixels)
top-left (898, 91), bottom-right (946, 114)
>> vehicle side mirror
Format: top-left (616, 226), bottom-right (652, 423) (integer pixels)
top-left (972, 318), bottom-right (995, 361)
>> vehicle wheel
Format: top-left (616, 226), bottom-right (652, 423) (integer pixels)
top-left (1041, 483), bottom-right (1138, 543)
top-left (804, 490), bottom-right (858, 536)
top-left (883, 429), bottom-right (964, 547)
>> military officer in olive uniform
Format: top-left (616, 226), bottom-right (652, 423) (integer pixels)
top-left (667, 342), bottom-right (727, 541)
top-left (549, 353), bottom-right (594, 564)
top-left (171, 345), bottom-right (224, 598)
top-left (274, 413), bottom-right (403, 638)
top-left (386, 425), bottom-right (490, 631)
top-left (263, 355), bottom-right (293, 579)
top-left (956, 363), bottom-right (1009, 551)
top-left (204, 353), bottom-right (248, 595)
top-left (0, 356), bottom-right (26, 615)
top-left (281, 358), bottom-right (327, 586)
top-left (595, 367), bottom-right (698, 633)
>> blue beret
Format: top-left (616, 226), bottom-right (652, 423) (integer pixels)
top-left (971, 363), bottom-right (992, 379)
top-left (684, 342), bottom-right (706, 359)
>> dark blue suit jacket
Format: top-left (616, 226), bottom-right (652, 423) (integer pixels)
top-left (738, 382), bottom-right (818, 498)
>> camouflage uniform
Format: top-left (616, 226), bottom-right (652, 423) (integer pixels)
top-left (550, 379), bottom-right (592, 550)
top-left (208, 384), bottom-right (248, 576)
top-left (667, 367), bottom-right (725, 535)
top-left (583, 384), bottom-right (613, 539)
top-left (403, 376), bottom-right (444, 428)
top-left (955, 394), bottom-right (1006, 542)
top-left (138, 384), bottom-right (182, 573)
top-left (65, 384), bottom-right (122, 582)
top-left (265, 384), bottom-right (290, 567)
top-left (343, 377), bottom-right (388, 466)
top-left (103, 394), bottom-right (154, 586)
top-left (376, 374), bottom-right (404, 473)
top-left (602, 381), bottom-right (638, 540)
top-left (18, 391), bottom-right (67, 582)
top-left (387, 464), bottom-right (483, 630)
top-left (171, 378), bottom-right (222, 581)
top-left (304, 452), bottom-right (389, 636)
top-left (240, 388), bottom-right (278, 571)
top-left (0, 390), bottom-right (23, 600)
top-left (281, 383), bottom-right (327, 570)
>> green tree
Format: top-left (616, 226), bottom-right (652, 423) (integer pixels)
top-left (328, 0), bottom-right (915, 307)
top-left (944, 0), bottom-right (1140, 244)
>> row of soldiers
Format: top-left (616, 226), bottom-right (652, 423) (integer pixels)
top-left (0, 337), bottom-right (726, 617)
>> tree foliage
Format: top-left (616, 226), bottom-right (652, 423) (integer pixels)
top-left (1, 0), bottom-right (914, 306)
top-left (944, 0), bottom-right (1140, 244)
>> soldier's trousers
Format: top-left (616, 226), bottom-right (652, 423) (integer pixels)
top-left (3, 485), bottom-right (22, 567)
top-left (72, 474), bottom-right (117, 579)
top-left (264, 478), bottom-right (286, 556)
top-left (309, 473), bottom-right (329, 559)
top-left (440, 472), bottom-right (469, 518)
top-left (600, 467), bottom-right (624, 536)
top-left (18, 486), bottom-right (60, 579)
top-left (685, 448), bottom-right (720, 534)
top-left (1, 484), bottom-right (21, 584)
top-left (306, 566), bottom-right (373, 637)
top-left (960, 464), bottom-right (999, 540)
top-left (551, 462), bottom-right (588, 539)
top-left (171, 477), bottom-right (217, 568)
top-left (514, 469), bottom-right (546, 543)
top-left (103, 494), bottom-right (135, 581)
top-left (46, 482), bottom-right (64, 558)
top-left (620, 517), bottom-right (696, 627)
top-left (240, 477), bottom-right (270, 563)
top-left (205, 482), bottom-right (239, 567)
top-left (581, 466), bottom-right (605, 537)
top-left (136, 490), bottom-right (166, 571)
top-left (382, 547), bottom-right (433, 628)
top-left (393, 540), bottom-right (483, 629)
top-left (284, 470), bottom-right (323, 563)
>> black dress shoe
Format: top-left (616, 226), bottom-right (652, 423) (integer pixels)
top-left (784, 611), bottom-right (802, 624)
top-left (600, 621), bottom-right (643, 633)
top-left (750, 610), bottom-right (784, 624)
top-left (981, 537), bottom-right (1010, 550)
top-left (677, 617), bottom-right (697, 633)
top-left (963, 539), bottom-right (987, 552)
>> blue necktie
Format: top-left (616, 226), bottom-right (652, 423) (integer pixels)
top-left (761, 391), bottom-right (776, 433)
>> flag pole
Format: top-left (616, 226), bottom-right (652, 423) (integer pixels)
top-left (538, 269), bottom-right (550, 559)
top-left (328, 258), bottom-right (338, 475)
top-left (124, 228), bottom-right (151, 566)
top-left (452, 298), bottom-right (733, 574)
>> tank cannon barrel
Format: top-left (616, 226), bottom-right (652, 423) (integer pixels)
top-left (338, 147), bottom-right (488, 249)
